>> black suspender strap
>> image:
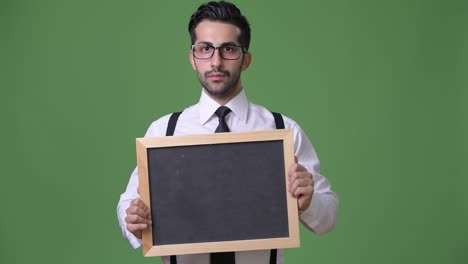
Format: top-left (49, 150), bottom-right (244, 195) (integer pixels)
top-left (170, 255), bottom-right (177, 264)
top-left (165, 111), bottom-right (283, 264)
top-left (269, 249), bottom-right (278, 264)
top-left (166, 111), bottom-right (182, 136)
top-left (270, 111), bottom-right (283, 264)
top-left (271, 112), bottom-right (285, 129)
top-left (167, 112), bottom-right (182, 264)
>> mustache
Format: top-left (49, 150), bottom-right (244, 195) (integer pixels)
top-left (205, 69), bottom-right (230, 77)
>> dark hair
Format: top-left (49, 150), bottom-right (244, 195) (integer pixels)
top-left (188, 1), bottom-right (251, 50)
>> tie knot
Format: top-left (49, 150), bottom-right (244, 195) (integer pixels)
top-left (215, 106), bottom-right (231, 119)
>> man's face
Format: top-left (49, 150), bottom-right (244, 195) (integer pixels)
top-left (190, 21), bottom-right (251, 101)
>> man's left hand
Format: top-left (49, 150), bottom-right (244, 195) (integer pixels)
top-left (288, 157), bottom-right (314, 211)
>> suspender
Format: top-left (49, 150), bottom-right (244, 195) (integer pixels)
top-left (167, 111), bottom-right (284, 264)
top-left (271, 112), bottom-right (285, 129)
top-left (269, 248), bottom-right (278, 264)
top-left (167, 111), bottom-right (182, 264)
top-left (269, 111), bottom-right (282, 264)
top-left (166, 111), bottom-right (182, 136)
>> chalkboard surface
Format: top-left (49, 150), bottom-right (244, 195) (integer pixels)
top-left (136, 130), bottom-right (299, 256)
top-left (147, 140), bottom-right (289, 246)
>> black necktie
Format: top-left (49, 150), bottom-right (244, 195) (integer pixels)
top-left (214, 106), bottom-right (231, 133)
top-left (211, 106), bottom-right (235, 263)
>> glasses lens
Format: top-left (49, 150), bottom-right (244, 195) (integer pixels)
top-left (220, 46), bottom-right (242, 60)
top-left (193, 45), bottom-right (214, 59)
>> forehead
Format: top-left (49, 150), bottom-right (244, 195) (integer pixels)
top-left (194, 20), bottom-right (241, 45)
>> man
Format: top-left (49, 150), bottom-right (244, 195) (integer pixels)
top-left (117, 1), bottom-right (338, 263)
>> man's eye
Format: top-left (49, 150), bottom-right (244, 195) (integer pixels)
top-left (223, 46), bottom-right (233, 52)
top-left (201, 46), bottom-right (212, 52)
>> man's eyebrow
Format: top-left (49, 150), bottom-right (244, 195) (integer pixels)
top-left (197, 41), bottom-right (239, 46)
top-left (197, 41), bottom-right (214, 46)
top-left (219, 42), bottom-right (238, 46)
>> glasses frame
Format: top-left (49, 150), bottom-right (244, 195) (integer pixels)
top-left (191, 44), bottom-right (247, 60)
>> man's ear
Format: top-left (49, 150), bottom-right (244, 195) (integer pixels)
top-left (241, 52), bottom-right (252, 71)
top-left (189, 51), bottom-right (196, 70)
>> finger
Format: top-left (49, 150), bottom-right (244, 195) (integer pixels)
top-left (125, 214), bottom-right (152, 225)
top-left (290, 177), bottom-right (313, 192)
top-left (127, 223), bottom-right (149, 233)
top-left (288, 171), bottom-right (313, 190)
top-left (289, 178), bottom-right (313, 197)
top-left (294, 186), bottom-right (314, 198)
top-left (131, 199), bottom-right (151, 214)
top-left (131, 199), bottom-right (147, 209)
top-left (126, 205), bottom-right (150, 218)
top-left (288, 163), bottom-right (298, 177)
top-left (298, 197), bottom-right (312, 212)
top-left (289, 163), bottom-right (306, 177)
top-left (293, 171), bottom-right (312, 180)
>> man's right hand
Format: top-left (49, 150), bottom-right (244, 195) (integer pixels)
top-left (125, 198), bottom-right (152, 239)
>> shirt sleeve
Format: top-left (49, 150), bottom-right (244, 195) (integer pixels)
top-left (116, 116), bottom-right (170, 248)
top-left (117, 167), bottom-right (143, 248)
top-left (289, 120), bottom-right (339, 235)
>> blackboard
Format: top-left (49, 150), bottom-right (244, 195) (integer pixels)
top-left (136, 129), bottom-right (299, 256)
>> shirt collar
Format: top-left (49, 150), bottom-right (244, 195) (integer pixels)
top-left (199, 88), bottom-right (249, 125)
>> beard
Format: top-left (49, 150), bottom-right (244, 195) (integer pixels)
top-left (197, 66), bottom-right (242, 99)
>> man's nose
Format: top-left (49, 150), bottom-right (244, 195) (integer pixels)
top-left (211, 49), bottom-right (223, 68)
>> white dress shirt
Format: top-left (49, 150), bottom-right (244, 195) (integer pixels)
top-left (117, 88), bottom-right (338, 264)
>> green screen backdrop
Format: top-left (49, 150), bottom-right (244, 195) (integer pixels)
top-left (1, 0), bottom-right (466, 263)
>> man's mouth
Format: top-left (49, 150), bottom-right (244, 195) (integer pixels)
top-left (207, 72), bottom-right (227, 81)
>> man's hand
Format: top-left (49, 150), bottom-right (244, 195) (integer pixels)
top-left (288, 157), bottom-right (314, 211)
top-left (125, 198), bottom-right (152, 239)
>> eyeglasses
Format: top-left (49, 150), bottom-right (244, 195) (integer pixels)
top-left (191, 44), bottom-right (246, 60)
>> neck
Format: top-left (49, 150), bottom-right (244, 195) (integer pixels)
top-left (204, 83), bottom-right (242, 106)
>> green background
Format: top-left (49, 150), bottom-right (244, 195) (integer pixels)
top-left (1, 0), bottom-right (466, 263)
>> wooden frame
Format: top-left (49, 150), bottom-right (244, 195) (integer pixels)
top-left (136, 129), bottom-right (299, 257)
